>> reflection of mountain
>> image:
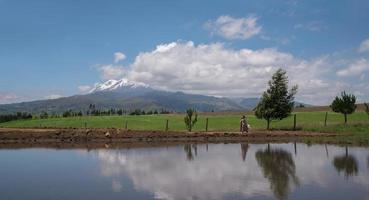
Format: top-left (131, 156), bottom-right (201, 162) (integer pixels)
top-left (333, 147), bottom-right (359, 179)
top-left (255, 147), bottom-right (299, 200)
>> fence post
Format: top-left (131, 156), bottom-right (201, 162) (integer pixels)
top-left (165, 119), bottom-right (169, 131)
top-left (205, 118), bottom-right (209, 132)
top-left (324, 112), bottom-right (328, 127)
top-left (293, 114), bottom-right (297, 131)
top-left (125, 121), bottom-right (128, 130)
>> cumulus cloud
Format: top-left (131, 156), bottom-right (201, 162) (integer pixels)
top-left (97, 64), bottom-right (126, 80)
top-left (114, 52), bottom-right (126, 63)
top-left (204, 15), bottom-right (262, 40)
top-left (337, 58), bottom-right (369, 77)
top-left (92, 41), bottom-right (369, 105)
top-left (358, 39), bottom-right (369, 53)
top-left (122, 41), bottom-right (338, 105)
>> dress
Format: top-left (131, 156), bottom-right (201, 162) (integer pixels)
top-left (240, 118), bottom-right (248, 132)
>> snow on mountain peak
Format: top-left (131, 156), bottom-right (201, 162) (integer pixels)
top-left (89, 78), bottom-right (149, 93)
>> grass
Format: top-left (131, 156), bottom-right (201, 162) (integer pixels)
top-left (1, 110), bottom-right (368, 145)
top-left (0, 111), bottom-right (368, 134)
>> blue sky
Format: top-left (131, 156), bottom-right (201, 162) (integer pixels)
top-left (1, 0), bottom-right (369, 105)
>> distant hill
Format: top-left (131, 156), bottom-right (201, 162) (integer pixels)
top-left (0, 79), bottom-right (244, 114)
top-left (0, 78), bottom-right (312, 114)
top-left (230, 97), bottom-right (260, 110)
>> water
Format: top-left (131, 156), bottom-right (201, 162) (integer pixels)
top-left (0, 143), bottom-right (368, 200)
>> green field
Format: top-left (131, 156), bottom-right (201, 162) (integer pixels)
top-left (1, 111), bottom-right (368, 135)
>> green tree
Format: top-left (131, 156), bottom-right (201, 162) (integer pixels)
top-left (184, 108), bottom-right (198, 132)
top-left (330, 91), bottom-right (356, 124)
top-left (364, 103), bottom-right (369, 118)
top-left (254, 68), bottom-right (298, 129)
top-left (40, 111), bottom-right (49, 119)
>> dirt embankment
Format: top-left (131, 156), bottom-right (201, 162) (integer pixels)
top-left (0, 128), bottom-right (339, 146)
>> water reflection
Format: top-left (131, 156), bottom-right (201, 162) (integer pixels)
top-left (240, 143), bottom-right (249, 161)
top-left (184, 144), bottom-right (197, 161)
top-left (255, 146), bottom-right (299, 200)
top-left (333, 147), bottom-right (359, 179)
top-left (95, 144), bottom-right (272, 199)
top-left (89, 143), bottom-right (369, 200)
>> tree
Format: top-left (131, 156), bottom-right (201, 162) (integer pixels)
top-left (364, 103), bottom-right (369, 118)
top-left (330, 91), bottom-right (356, 124)
top-left (117, 109), bottom-right (123, 115)
top-left (40, 111), bottom-right (49, 119)
top-left (254, 68), bottom-right (298, 129)
top-left (184, 108), bottom-right (198, 132)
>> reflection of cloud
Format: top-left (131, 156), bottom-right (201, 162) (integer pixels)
top-left (112, 180), bottom-right (122, 192)
top-left (92, 144), bottom-right (369, 200)
top-left (95, 146), bottom-right (271, 200)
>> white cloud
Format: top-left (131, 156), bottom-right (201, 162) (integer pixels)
top-left (97, 64), bottom-right (126, 80)
top-left (337, 58), bottom-right (369, 77)
top-left (294, 21), bottom-right (327, 32)
top-left (45, 94), bottom-right (63, 99)
top-left (78, 85), bottom-right (92, 93)
top-left (124, 41), bottom-right (339, 105)
top-left (91, 41), bottom-right (369, 105)
top-left (358, 39), bottom-right (369, 53)
top-left (114, 52), bottom-right (126, 63)
top-left (204, 15), bottom-right (262, 40)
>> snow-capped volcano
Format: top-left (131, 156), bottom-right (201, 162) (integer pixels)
top-left (89, 78), bottom-right (149, 93)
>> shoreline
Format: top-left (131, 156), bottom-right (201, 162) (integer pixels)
top-left (0, 127), bottom-right (345, 147)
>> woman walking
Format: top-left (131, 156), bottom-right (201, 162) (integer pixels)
top-left (240, 115), bottom-right (248, 134)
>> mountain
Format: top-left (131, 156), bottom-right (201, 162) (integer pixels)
top-left (230, 97), bottom-right (260, 110)
top-left (0, 79), bottom-right (313, 114)
top-left (0, 79), bottom-right (250, 114)
top-left (231, 97), bottom-right (311, 110)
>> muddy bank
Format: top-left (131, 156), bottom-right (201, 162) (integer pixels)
top-left (0, 128), bottom-right (339, 146)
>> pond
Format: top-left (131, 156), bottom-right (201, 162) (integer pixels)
top-left (0, 143), bottom-right (368, 200)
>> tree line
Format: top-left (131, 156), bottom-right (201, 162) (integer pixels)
top-left (0, 112), bottom-right (32, 123)
top-left (33, 105), bottom-right (173, 119)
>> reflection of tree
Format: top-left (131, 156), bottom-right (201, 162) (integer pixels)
top-left (255, 147), bottom-right (299, 200)
top-left (184, 144), bottom-right (197, 161)
top-left (333, 147), bottom-right (358, 179)
top-left (240, 143), bottom-right (249, 161)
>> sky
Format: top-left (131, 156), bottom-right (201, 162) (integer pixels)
top-left (1, 0), bottom-right (369, 105)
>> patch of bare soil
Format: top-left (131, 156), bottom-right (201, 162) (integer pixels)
top-left (0, 127), bottom-right (339, 147)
